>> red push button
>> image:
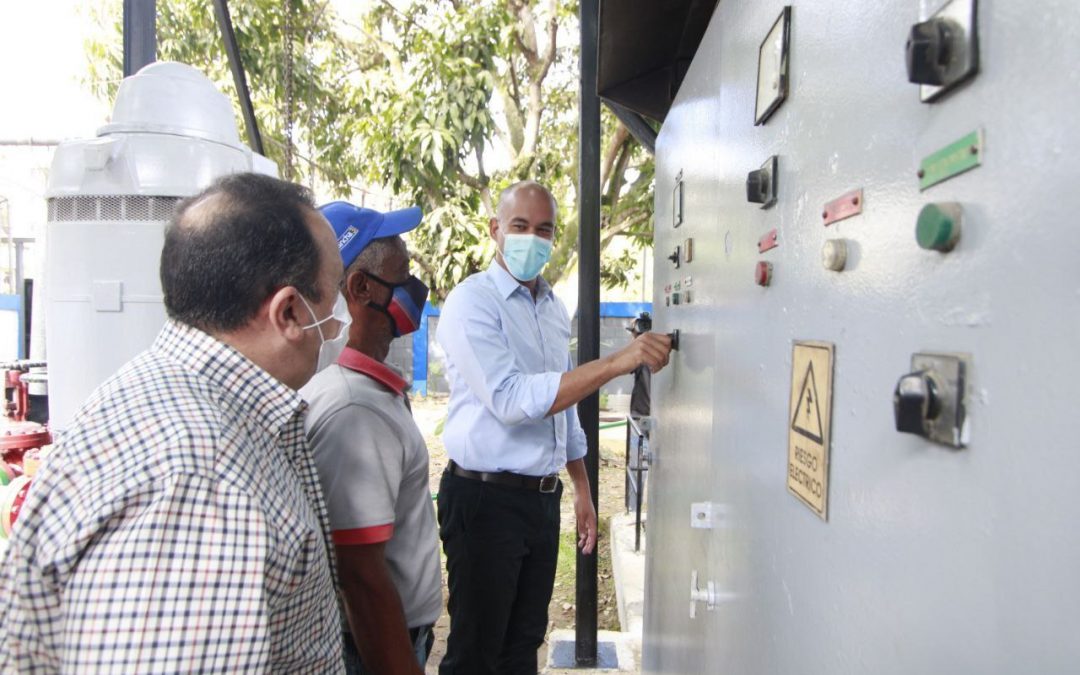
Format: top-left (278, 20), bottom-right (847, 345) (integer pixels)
top-left (755, 261), bottom-right (773, 287)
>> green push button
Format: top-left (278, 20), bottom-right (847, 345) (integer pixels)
top-left (916, 202), bottom-right (962, 252)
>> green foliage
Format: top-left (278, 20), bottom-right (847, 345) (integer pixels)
top-left (84, 0), bottom-right (655, 301)
top-left (85, 0), bottom-right (363, 191)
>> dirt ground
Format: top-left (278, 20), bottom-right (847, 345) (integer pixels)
top-left (411, 395), bottom-right (630, 673)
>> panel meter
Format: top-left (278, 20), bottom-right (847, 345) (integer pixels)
top-left (755, 7), bottom-right (792, 125)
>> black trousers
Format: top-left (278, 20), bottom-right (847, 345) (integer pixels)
top-left (437, 470), bottom-right (562, 675)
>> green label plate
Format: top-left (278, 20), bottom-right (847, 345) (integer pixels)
top-left (919, 129), bottom-right (983, 191)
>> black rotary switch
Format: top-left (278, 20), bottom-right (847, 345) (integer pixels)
top-left (746, 169), bottom-right (768, 204)
top-left (906, 18), bottom-right (957, 86)
top-left (893, 370), bottom-right (942, 437)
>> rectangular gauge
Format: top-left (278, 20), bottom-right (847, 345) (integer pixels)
top-left (755, 7), bottom-right (792, 125)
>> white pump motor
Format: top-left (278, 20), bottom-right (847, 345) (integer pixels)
top-left (44, 62), bottom-right (278, 431)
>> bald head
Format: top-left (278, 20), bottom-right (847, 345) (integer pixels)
top-left (160, 172), bottom-right (324, 332)
top-left (496, 181), bottom-right (557, 223)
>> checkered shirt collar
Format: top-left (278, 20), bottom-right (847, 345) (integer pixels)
top-left (153, 319), bottom-right (308, 438)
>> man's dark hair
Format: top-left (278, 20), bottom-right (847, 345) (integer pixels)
top-left (161, 172), bottom-right (323, 332)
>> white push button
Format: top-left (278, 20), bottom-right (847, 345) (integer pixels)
top-left (822, 239), bottom-right (848, 272)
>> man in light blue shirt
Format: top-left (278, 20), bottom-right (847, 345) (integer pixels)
top-left (435, 180), bottom-right (672, 674)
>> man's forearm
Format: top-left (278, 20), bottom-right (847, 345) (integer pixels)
top-left (546, 332), bottom-right (673, 417)
top-left (565, 457), bottom-right (592, 497)
top-left (547, 355), bottom-right (621, 416)
top-left (337, 549), bottom-right (423, 675)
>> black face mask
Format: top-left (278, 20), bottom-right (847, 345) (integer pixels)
top-left (364, 272), bottom-right (430, 337)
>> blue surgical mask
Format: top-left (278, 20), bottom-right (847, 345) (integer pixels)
top-left (500, 233), bottom-right (553, 282)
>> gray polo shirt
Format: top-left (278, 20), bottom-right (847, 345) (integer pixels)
top-left (301, 348), bottom-right (441, 629)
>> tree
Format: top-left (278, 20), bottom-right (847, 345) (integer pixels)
top-left (84, 0), bottom-right (654, 302)
top-left (342, 0), bottom-right (654, 300)
top-left (85, 0), bottom-right (366, 191)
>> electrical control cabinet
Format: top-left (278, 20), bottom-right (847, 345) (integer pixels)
top-left (644, 1), bottom-right (1080, 673)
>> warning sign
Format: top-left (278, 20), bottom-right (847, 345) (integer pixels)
top-left (787, 342), bottom-right (834, 520)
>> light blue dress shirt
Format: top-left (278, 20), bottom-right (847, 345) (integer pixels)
top-left (436, 263), bottom-right (588, 476)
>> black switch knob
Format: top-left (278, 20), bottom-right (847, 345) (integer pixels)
top-left (667, 330), bottom-right (680, 351)
top-left (906, 18), bottom-right (956, 86)
top-left (667, 245), bottom-right (681, 267)
top-left (746, 169), bottom-right (768, 204)
top-left (893, 370), bottom-right (942, 436)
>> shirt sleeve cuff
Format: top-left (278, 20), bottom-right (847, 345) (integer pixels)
top-left (566, 420), bottom-right (588, 461)
top-left (332, 524), bottom-right (394, 545)
top-left (564, 398), bottom-right (588, 462)
top-left (520, 372), bottom-right (563, 420)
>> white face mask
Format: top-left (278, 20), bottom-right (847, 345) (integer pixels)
top-left (299, 292), bottom-right (352, 373)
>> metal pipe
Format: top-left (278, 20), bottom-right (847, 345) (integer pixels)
top-left (212, 0), bottom-right (265, 155)
top-left (575, 0), bottom-right (601, 665)
top-left (122, 0), bottom-right (156, 77)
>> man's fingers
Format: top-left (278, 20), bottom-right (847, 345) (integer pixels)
top-left (579, 525), bottom-right (596, 555)
top-left (640, 345), bottom-right (670, 372)
top-left (577, 513), bottom-right (597, 555)
top-left (637, 342), bottom-right (670, 366)
top-left (575, 501), bottom-right (597, 555)
top-left (582, 534), bottom-right (596, 555)
top-left (640, 332), bottom-right (672, 348)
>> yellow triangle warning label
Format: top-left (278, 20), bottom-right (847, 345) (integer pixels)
top-left (791, 361), bottom-right (824, 444)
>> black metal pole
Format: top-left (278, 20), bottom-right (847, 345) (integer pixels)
top-left (575, 0), bottom-right (601, 666)
top-left (212, 0), bottom-right (265, 155)
top-left (122, 0), bottom-right (156, 77)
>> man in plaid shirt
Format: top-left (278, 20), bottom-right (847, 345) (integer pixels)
top-left (0, 173), bottom-right (348, 673)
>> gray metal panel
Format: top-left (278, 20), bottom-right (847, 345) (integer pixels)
top-left (645, 1), bottom-right (1080, 673)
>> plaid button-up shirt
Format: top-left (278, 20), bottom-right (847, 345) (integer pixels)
top-left (0, 320), bottom-right (344, 673)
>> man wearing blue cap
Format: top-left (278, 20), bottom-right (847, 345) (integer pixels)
top-left (301, 201), bottom-right (439, 675)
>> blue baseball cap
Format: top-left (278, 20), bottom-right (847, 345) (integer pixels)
top-left (318, 201), bottom-right (423, 268)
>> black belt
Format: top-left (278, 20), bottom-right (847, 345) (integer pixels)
top-left (448, 460), bottom-right (560, 493)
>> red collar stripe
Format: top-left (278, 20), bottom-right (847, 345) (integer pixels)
top-left (336, 347), bottom-right (409, 396)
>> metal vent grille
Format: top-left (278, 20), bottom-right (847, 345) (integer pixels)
top-left (47, 195), bottom-right (180, 222)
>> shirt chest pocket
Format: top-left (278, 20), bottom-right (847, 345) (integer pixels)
top-left (542, 310), bottom-right (572, 370)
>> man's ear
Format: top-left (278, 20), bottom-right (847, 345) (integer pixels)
top-left (345, 268), bottom-right (372, 305)
top-left (489, 218), bottom-right (501, 241)
top-left (266, 286), bottom-right (307, 342)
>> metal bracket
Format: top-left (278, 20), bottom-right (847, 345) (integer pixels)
top-left (689, 570), bottom-right (714, 619)
top-left (911, 352), bottom-right (971, 447)
top-left (689, 570), bottom-right (733, 619)
top-left (690, 502), bottom-right (727, 529)
top-left (673, 171), bottom-right (684, 227)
